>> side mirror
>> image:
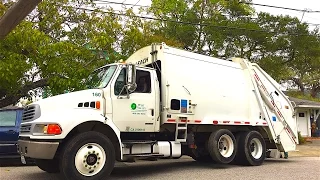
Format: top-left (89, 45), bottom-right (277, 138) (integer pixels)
top-left (126, 63), bottom-right (137, 92)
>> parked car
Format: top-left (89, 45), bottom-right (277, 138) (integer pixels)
top-left (0, 106), bottom-right (23, 159)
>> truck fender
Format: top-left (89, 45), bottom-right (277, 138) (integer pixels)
top-left (29, 109), bottom-right (123, 160)
top-left (62, 114), bottom-right (123, 161)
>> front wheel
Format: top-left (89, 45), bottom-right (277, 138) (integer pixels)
top-left (59, 131), bottom-right (116, 180)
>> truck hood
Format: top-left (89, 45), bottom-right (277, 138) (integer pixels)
top-left (30, 89), bottom-right (105, 115)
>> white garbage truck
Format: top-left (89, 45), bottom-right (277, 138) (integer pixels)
top-left (18, 42), bottom-right (298, 180)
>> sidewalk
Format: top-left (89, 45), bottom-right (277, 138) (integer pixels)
top-left (289, 140), bottom-right (320, 157)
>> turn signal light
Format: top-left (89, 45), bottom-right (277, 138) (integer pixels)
top-left (96, 101), bottom-right (101, 109)
top-left (44, 124), bottom-right (62, 135)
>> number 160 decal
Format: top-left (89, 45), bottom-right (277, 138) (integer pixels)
top-left (92, 92), bottom-right (101, 97)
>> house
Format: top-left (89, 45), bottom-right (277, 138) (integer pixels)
top-left (288, 97), bottom-right (320, 137)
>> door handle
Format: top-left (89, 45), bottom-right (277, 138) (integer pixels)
top-left (151, 109), bottom-right (154, 116)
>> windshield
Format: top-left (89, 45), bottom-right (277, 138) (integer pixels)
top-left (86, 65), bottom-right (117, 89)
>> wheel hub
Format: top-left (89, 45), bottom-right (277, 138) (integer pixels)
top-left (250, 138), bottom-right (263, 159)
top-left (250, 143), bottom-right (255, 152)
top-left (86, 154), bottom-right (98, 166)
top-left (75, 143), bottom-right (106, 177)
top-left (217, 134), bottom-right (234, 158)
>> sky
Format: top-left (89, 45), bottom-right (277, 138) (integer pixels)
top-left (94, 0), bottom-right (320, 27)
top-left (252, 0), bottom-right (320, 27)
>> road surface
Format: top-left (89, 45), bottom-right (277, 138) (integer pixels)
top-left (1, 156), bottom-right (319, 180)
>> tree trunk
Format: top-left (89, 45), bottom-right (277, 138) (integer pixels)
top-left (292, 78), bottom-right (305, 93)
top-left (310, 85), bottom-right (320, 98)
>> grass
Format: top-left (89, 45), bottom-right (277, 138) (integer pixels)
top-left (286, 90), bottom-right (320, 102)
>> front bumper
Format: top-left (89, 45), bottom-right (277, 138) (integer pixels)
top-left (17, 140), bottom-right (59, 159)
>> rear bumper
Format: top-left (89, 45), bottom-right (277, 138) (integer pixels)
top-left (17, 140), bottom-right (59, 159)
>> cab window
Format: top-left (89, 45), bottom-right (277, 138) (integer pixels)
top-left (135, 70), bottom-right (151, 93)
top-left (114, 69), bottom-right (151, 95)
top-left (114, 68), bottom-right (127, 95)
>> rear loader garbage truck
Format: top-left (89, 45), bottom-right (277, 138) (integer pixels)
top-left (18, 42), bottom-right (298, 180)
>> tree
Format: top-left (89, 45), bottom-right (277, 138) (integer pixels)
top-left (254, 13), bottom-right (320, 96)
top-left (147, 0), bottom-right (254, 55)
top-left (119, 8), bottom-right (183, 57)
top-left (2, 0), bottom-right (320, 109)
top-left (0, 0), bottom-right (122, 108)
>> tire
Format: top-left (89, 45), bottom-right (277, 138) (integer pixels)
top-left (234, 131), bottom-right (266, 166)
top-left (59, 131), bottom-right (116, 180)
top-left (35, 159), bottom-right (60, 173)
top-left (207, 129), bottom-right (237, 164)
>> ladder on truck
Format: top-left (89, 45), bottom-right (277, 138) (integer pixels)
top-left (232, 58), bottom-right (298, 146)
top-left (175, 116), bottom-right (189, 143)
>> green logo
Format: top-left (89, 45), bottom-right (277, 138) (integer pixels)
top-left (131, 103), bottom-right (137, 110)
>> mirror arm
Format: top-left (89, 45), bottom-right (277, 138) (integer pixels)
top-left (117, 85), bottom-right (130, 99)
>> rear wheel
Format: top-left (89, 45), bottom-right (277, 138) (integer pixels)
top-left (234, 131), bottom-right (266, 166)
top-left (207, 129), bottom-right (237, 164)
top-left (35, 158), bottom-right (60, 173)
top-left (59, 131), bottom-right (116, 180)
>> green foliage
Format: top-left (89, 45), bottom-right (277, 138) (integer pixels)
top-left (148, 0), bottom-right (254, 53)
top-left (0, 0), bottom-right (121, 107)
top-left (298, 131), bottom-right (306, 144)
top-left (286, 91), bottom-right (320, 103)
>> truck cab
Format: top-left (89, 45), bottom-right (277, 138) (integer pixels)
top-left (17, 62), bottom-right (161, 178)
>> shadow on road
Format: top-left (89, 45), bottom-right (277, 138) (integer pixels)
top-left (111, 158), bottom-right (298, 178)
top-left (112, 160), bottom-right (238, 178)
top-left (0, 158), bottom-right (35, 167)
top-left (3, 158), bottom-right (299, 180)
top-left (15, 160), bottom-right (233, 180)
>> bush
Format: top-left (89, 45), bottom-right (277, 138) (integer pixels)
top-left (298, 131), bottom-right (306, 144)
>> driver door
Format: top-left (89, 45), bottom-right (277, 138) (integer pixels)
top-left (111, 67), bottom-right (157, 132)
top-left (0, 110), bottom-right (20, 156)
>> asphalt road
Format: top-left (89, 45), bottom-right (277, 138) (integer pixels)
top-left (1, 156), bottom-right (320, 180)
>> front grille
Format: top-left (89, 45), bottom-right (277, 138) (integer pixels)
top-left (20, 124), bottom-right (32, 133)
top-left (22, 104), bottom-right (41, 122)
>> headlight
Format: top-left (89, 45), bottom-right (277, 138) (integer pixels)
top-left (33, 124), bottom-right (62, 135)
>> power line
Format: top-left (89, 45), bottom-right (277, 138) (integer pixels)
top-left (95, 0), bottom-right (320, 14)
top-left (94, 0), bottom-right (149, 8)
top-left (131, 0), bottom-right (141, 9)
top-left (72, 6), bottom-right (320, 37)
top-left (239, 1), bottom-right (320, 13)
top-left (93, 0), bottom-right (320, 27)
